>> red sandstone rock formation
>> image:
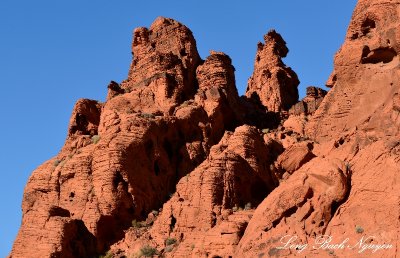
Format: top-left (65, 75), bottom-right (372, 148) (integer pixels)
top-left (245, 30), bottom-right (299, 112)
top-left (147, 125), bottom-right (279, 257)
top-left (237, 157), bottom-right (351, 256)
top-left (289, 86), bottom-right (327, 116)
top-left (10, 1), bottom-right (400, 257)
top-left (10, 17), bottom-right (240, 258)
top-left (307, 0), bottom-right (400, 141)
top-left (120, 17), bottom-right (201, 114)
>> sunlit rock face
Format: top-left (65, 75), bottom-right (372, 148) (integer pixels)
top-left (10, 2), bottom-right (400, 257)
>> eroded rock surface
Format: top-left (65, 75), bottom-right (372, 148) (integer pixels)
top-left (11, 17), bottom-right (241, 258)
top-left (10, 2), bottom-right (400, 257)
top-left (307, 0), bottom-right (400, 141)
top-left (120, 17), bottom-right (201, 114)
top-left (289, 86), bottom-right (327, 116)
top-left (245, 30), bottom-right (299, 112)
top-left (237, 157), bottom-right (351, 257)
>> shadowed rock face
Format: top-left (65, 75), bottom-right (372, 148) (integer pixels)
top-left (10, 2), bottom-right (400, 257)
top-left (67, 99), bottom-right (102, 137)
top-left (148, 125), bottom-right (280, 257)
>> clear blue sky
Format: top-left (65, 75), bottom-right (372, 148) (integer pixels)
top-left (0, 0), bottom-right (357, 255)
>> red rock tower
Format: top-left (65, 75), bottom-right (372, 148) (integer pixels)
top-left (246, 30), bottom-right (299, 112)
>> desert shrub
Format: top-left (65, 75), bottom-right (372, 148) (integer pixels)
top-left (244, 202), bottom-right (252, 210)
top-left (99, 250), bottom-right (113, 258)
top-left (233, 205), bottom-right (244, 212)
top-left (139, 113), bottom-right (155, 119)
top-left (140, 246), bottom-right (158, 257)
top-left (355, 225), bottom-right (364, 234)
top-left (165, 237), bottom-right (177, 246)
top-left (132, 219), bottom-right (147, 228)
top-left (53, 160), bottom-right (61, 166)
top-left (262, 128), bottom-right (270, 134)
top-left (92, 135), bottom-right (101, 144)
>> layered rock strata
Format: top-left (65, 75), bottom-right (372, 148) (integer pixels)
top-left (10, 1), bottom-right (400, 257)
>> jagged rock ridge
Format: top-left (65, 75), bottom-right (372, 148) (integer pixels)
top-left (10, 1), bottom-right (400, 257)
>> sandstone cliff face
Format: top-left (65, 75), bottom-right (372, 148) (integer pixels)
top-left (307, 0), bottom-right (400, 141)
top-left (303, 1), bottom-right (400, 257)
top-left (10, 1), bottom-right (400, 257)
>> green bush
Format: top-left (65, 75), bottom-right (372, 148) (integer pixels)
top-left (99, 250), bottom-right (113, 258)
top-left (53, 160), bottom-right (61, 167)
top-left (262, 128), bottom-right (270, 134)
top-left (355, 225), bottom-right (364, 234)
top-left (140, 245), bottom-right (158, 257)
top-left (244, 202), bottom-right (252, 210)
top-left (91, 135), bottom-right (101, 144)
top-left (232, 205), bottom-right (244, 212)
top-left (132, 219), bottom-right (147, 228)
top-left (139, 113), bottom-right (155, 119)
top-left (165, 237), bottom-right (177, 246)
top-left (180, 100), bottom-right (193, 107)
